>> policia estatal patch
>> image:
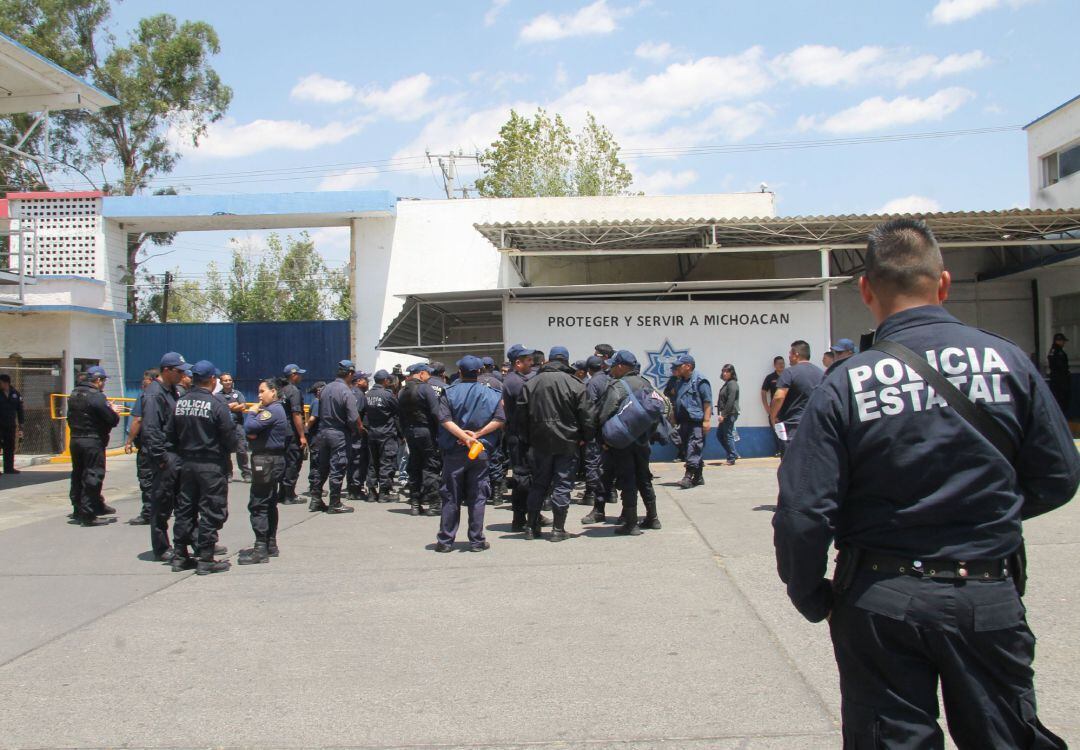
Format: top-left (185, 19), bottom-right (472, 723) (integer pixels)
top-left (258, 410), bottom-right (272, 421)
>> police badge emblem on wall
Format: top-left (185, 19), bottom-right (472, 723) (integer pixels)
top-left (643, 340), bottom-right (690, 388)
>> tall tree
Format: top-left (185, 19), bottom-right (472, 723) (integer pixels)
top-left (0, 1), bottom-right (232, 317)
top-left (135, 267), bottom-right (211, 323)
top-left (475, 108), bottom-right (632, 198)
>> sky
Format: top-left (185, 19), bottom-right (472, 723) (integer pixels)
top-left (93, 0), bottom-right (1079, 276)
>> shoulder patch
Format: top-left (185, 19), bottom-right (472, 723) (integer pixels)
top-left (258, 410), bottom-right (272, 421)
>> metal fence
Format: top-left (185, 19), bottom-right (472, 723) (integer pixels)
top-left (0, 359), bottom-right (64, 454)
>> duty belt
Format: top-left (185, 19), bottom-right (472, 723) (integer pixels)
top-left (859, 552), bottom-right (1008, 581)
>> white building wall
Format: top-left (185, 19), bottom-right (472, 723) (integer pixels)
top-left (1026, 97), bottom-right (1080, 209)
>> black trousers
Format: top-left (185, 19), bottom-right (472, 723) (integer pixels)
top-left (348, 433), bottom-right (369, 492)
top-left (1, 422), bottom-right (16, 473)
top-left (173, 458), bottom-right (229, 556)
top-left (149, 452), bottom-right (181, 557)
top-left (314, 428), bottom-right (350, 499)
top-left (281, 434), bottom-right (303, 491)
top-left (505, 432), bottom-right (530, 517)
top-left (367, 433), bottom-right (399, 490)
top-left (69, 435), bottom-right (106, 519)
top-left (830, 572), bottom-right (1066, 749)
top-left (610, 442), bottom-right (654, 520)
top-left (135, 446), bottom-right (154, 520)
top-left (248, 453), bottom-right (284, 544)
top-left (404, 427), bottom-right (441, 504)
top-left (306, 431), bottom-right (323, 492)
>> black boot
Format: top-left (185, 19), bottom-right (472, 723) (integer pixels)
top-left (423, 500), bottom-right (441, 517)
top-left (615, 502), bottom-right (642, 535)
top-left (578, 489), bottom-right (595, 507)
top-left (524, 508), bottom-right (542, 540)
top-left (691, 467), bottom-right (705, 486)
top-left (170, 546), bottom-right (195, 572)
top-left (550, 507), bottom-right (568, 542)
top-left (511, 508), bottom-right (527, 532)
top-left (326, 495), bottom-right (354, 514)
top-left (196, 551), bottom-right (230, 575)
top-left (640, 497), bottom-right (662, 530)
top-left (237, 542), bottom-right (269, 565)
top-left (676, 472), bottom-right (693, 489)
top-left (581, 500), bottom-right (606, 523)
top-left (267, 538), bottom-right (280, 557)
top-left (281, 488), bottom-right (303, 505)
top-left (308, 494), bottom-right (328, 512)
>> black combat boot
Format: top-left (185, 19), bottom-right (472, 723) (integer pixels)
top-left (308, 494), bottom-right (328, 512)
top-left (267, 538), bottom-right (280, 557)
top-left (511, 507), bottom-right (527, 532)
top-left (379, 484), bottom-right (396, 503)
top-left (326, 495), bottom-right (354, 514)
top-left (280, 488), bottom-right (303, 505)
top-left (581, 500), bottom-right (606, 524)
top-left (196, 551), bottom-right (230, 575)
top-left (170, 546), bottom-right (195, 572)
top-left (237, 542), bottom-right (269, 565)
top-left (691, 467), bottom-right (705, 486)
top-left (524, 508), bottom-right (542, 540)
top-left (676, 472), bottom-right (694, 489)
top-left (550, 507), bottom-right (569, 542)
top-left (640, 496), bottom-right (662, 530)
top-left (95, 502), bottom-right (117, 515)
top-left (615, 501), bottom-right (642, 535)
top-left (578, 489), bottom-right (595, 507)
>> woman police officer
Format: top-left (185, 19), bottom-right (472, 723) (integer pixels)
top-left (237, 379), bottom-right (290, 564)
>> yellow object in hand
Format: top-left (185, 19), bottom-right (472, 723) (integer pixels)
top-left (468, 441), bottom-right (485, 460)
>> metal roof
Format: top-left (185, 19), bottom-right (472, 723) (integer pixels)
top-left (475, 208), bottom-right (1080, 255)
top-left (0, 32), bottom-right (119, 114)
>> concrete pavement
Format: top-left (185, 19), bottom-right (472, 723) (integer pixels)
top-left (0, 454), bottom-right (1076, 749)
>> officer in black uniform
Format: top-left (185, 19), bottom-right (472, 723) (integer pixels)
top-left (502, 344), bottom-right (535, 531)
top-left (581, 355), bottom-right (611, 521)
top-left (1048, 332), bottom-right (1071, 414)
top-left (238, 378), bottom-right (291, 564)
top-left (142, 352), bottom-right (189, 561)
top-left (302, 381), bottom-right (325, 503)
top-left (365, 370), bottom-right (401, 501)
top-left (477, 357), bottom-right (505, 503)
top-left (217, 373), bottom-right (251, 482)
top-left (427, 363), bottom-right (448, 396)
top-left (166, 360), bottom-right (236, 575)
top-left (124, 369), bottom-right (159, 524)
top-left (347, 372), bottom-right (370, 501)
top-left (279, 363), bottom-right (308, 504)
top-left (0, 373), bottom-right (25, 476)
top-left (309, 360), bottom-right (361, 514)
top-left (66, 366), bottom-right (120, 525)
top-left (398, 363), bottom-right (442, 516)
top-left (774, 218), bottom-right (1080, 748)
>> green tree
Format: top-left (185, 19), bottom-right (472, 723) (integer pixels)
top-left (475, 108), bottom-right (632, 198)
top-left (0, 1), bottom-right (232, 317)
top-left (135, 267), bottom-right (211, 323)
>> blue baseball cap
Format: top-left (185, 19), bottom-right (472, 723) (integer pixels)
top-left (606, 350), bottom-right (639, 367)
top-left (406, 363), bottom-right (432, 374)
top-left (283, 363), bottom-right (306, 376)
top-left (506, 344), bottom-right (532, 361)
top-left (549, 346), bottom-right (570, 361)
top-left (190, 360), bottom-right (217, 381)
top-left (337, 359), bottom-right (355, 370)
top-left (586, 355), bottom-right (605, 370)
top-left (481, 356), bottom-right (495, 368)
top-left (831, 338), bottom-right (856, 353)
top-left (572, 360), bottom-right (587, 371)
top-left (373, 369), bottom-right (392, 383)
top-left (457, 355), bottom-right (483, 373)
top-left (160, 352), bottom-right (186, 369)
top-left (353, 371), bottom-right (370, 381)
top-left (85, 365), bottom-right (108, 380)
top-left (674, 354), bottom-right (696, 366)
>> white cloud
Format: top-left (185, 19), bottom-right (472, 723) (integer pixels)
top-left (290, 74), bottom-right (356, 104)
top-left (468, 70), bottom-right (529, 92)
top-left (520, 0), bottom-right (629, 43)
top-left (357, 73), bottom-right (439, 121)
top-left (877, 195), bottom-right (942, 215)
top-left (799, 87), bottom-right (975, 134)
top-left (317, 169), bottom-right (381, 192)
top-left (771, 45), bottom-right (989, 88)
top-left (632, 168), bottom-right (698, 194)
top-left (635, 41), bottom-right (673, 62)
top-left (395, 102), bottom-right (536, 158)
top-left (307, 227), bottom-right (351, 265)
top-left (929, 0), bottom-right (1035, 24)
top-left (484, 0), bottom-right (510, 26)
top-left (177, 117), bottom-right (365, 158)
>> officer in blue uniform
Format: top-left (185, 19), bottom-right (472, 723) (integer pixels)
top-left (502, 344), bottom-right (535, 531)
top-left (774, 219), bottom-right (1080, 748)
top-left (399, 363), bottom-right (442, 516)
top-left (66, 366), bottom-right (120, 525)
top-left (142, 352), bottom-right (189, 561)
top-left (124, 369), bottom-right (159, 525)
top-left (427, 363), bottom-right (448, 396)
top-left (581, 355), bottom-right (612, 521)
top-left (479, 356), bottom-right (503, 385)
top-left (166, 360), bottom-right (236, 575)
top-left (347, 372), bottom-right (371, 501)
top-left (278, 364), bottom-right (308, 504)
top-left (237, 378), bottom-right (291, 565)
top-left (476, 357), bottom-right (505, 503)
top-left (365, 370), bottom-right (401, 501)
top-left (434, 355), bottom-right (505, 552)
top-left (0, 373), bottom-right (25, 476)
top-left (672, 354), bottom-right (712, 489)
top-left (309, 361), bottom-right (361, 514)
top-left (302, 381), bottom-right (325, 504)
top-left (217, 373), bottom-right (251, 482)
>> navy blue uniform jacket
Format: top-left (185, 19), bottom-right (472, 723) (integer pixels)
top-left (774, 305), bottom-right (1080, 622)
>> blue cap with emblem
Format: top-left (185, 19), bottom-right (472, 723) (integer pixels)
top-left (283, 363), bottom-right (307, 375)
top-left (674, 354), bottom-right (695, 366)
top-left (406, 363), bottom-right (432, 374)
top-left (606, 350), bottom-right (639, 367)
top-left (337, 359), bottom-right (355, 371)
top-left (190, 360), bottom-right (216, 381)
top-left (831, 338), bottom-right (856, 353)
top-left (373, 369), bottom-right (392, 383)
top-left (86, 365), bottom-right (108, 380)
top-left (549, 346), bottom-right (570, 362)
top-left (506, 344), bottom-right (532, 361)
top-left (457, 355), bottom-right (483, 373)
top-left (160, 352), bottom-right (186, 369)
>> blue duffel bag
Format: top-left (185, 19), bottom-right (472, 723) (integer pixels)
top-left (602, 380), bottom-right (667, 449)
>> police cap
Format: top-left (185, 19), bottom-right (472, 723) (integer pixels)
top-left (307, 381), bottom-right (326, 394)
top-left (674, 354), bottom-right (696, 366)
top-left (160, 352), bottom-right (186, 369)
top-left (406, 363), bottom-right (433, 374)
top-left (337, 359), bottom-right (355, 371)
top-left (586, 355), bottom-right (604, 370)
top-left (506, 344), bottom-right (531, 361)
top-left (86, 365), bottom-right (108, 380)
top-left (190, 360), bottom-right (217, 381)
top-left (606, 350), bottom-right (639, 367)
top-left (549, 346), bottom-right (570, 362)
top-left (373, 369), bottom-right (392, 383)
top-left (457, 355), bottom-right (483, 373)
top-left (283, 363), bottom-right (307, 376)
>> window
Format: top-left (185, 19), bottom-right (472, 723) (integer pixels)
top-left (1043, 152), bottom-right (1059, 186)
top-left (1042, 143), bottom-right (1080, 187)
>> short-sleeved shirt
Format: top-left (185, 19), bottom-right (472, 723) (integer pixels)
top-left (280, 383), bottom-right (304, 435)
top-left (218, 388), bottom-right (246, 424)
top-left (775, 361), bottom-right (824, 429)
top-left (761, 370), bottom-right (781, 398)
top-left (131, 391), bottom-right (144, 418)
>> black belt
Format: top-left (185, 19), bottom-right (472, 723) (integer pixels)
top-left (859, 552), bottom-right (1008, 580)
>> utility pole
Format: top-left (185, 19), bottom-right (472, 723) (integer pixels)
top-left (161, 270), bottom-right (172, 323)
top-left (426, 150), bottom-right (478, 199)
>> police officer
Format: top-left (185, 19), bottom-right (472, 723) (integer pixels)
top-left (347, 372), bottom-right (370, 501)
top-left (142, 353), bottom-right (189, 561)
top-left (1048, 332), bottom-right (1071, 413)
top-left (307, 362), bottom-right (361, 514)
top-left (124, 369), bottom-right (159, 525)
top-left (774, 218), bottom-right (1080, 747)
top-left (365, 370), bottom-right (401, 501)
top-left (825, 338), bottom-right (856, 375)
top-left (66, 366), bottom-right (120, 525)
top-left (427, 363), bottom-right (448, 396)
top-left (302, 381), bottom-right (326, 504)
top-left (769, 340), bottom-right (824, 455)
top-left (476, 357), bottom-right (505, 502)
top-left (0, 373), bottom-right (25, 476)
top-left (597, 351), bottom-right (660, 535)
top-left (434, 355), bottom-right (505, 552)
top-left (502, 344), bottom-right (535, 531)
top-left (237, 379), bottom-right (290, 564)
top-left (217, 373), bottom-right (251, 482)
top-left (166, 360), bottom-right (236, 575)
top-left (518, 346), bottom-right (596, 541)
top-left (479, 356), bottom-right (503, 386)
top-left (279, 363), bottom-right (308, 504)
top-left (581, 355), bottom-right (611, 521)
top-left (399, 363), bottom-right (442, 516)
top-left (671, 354), bottom-right (712, 489)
